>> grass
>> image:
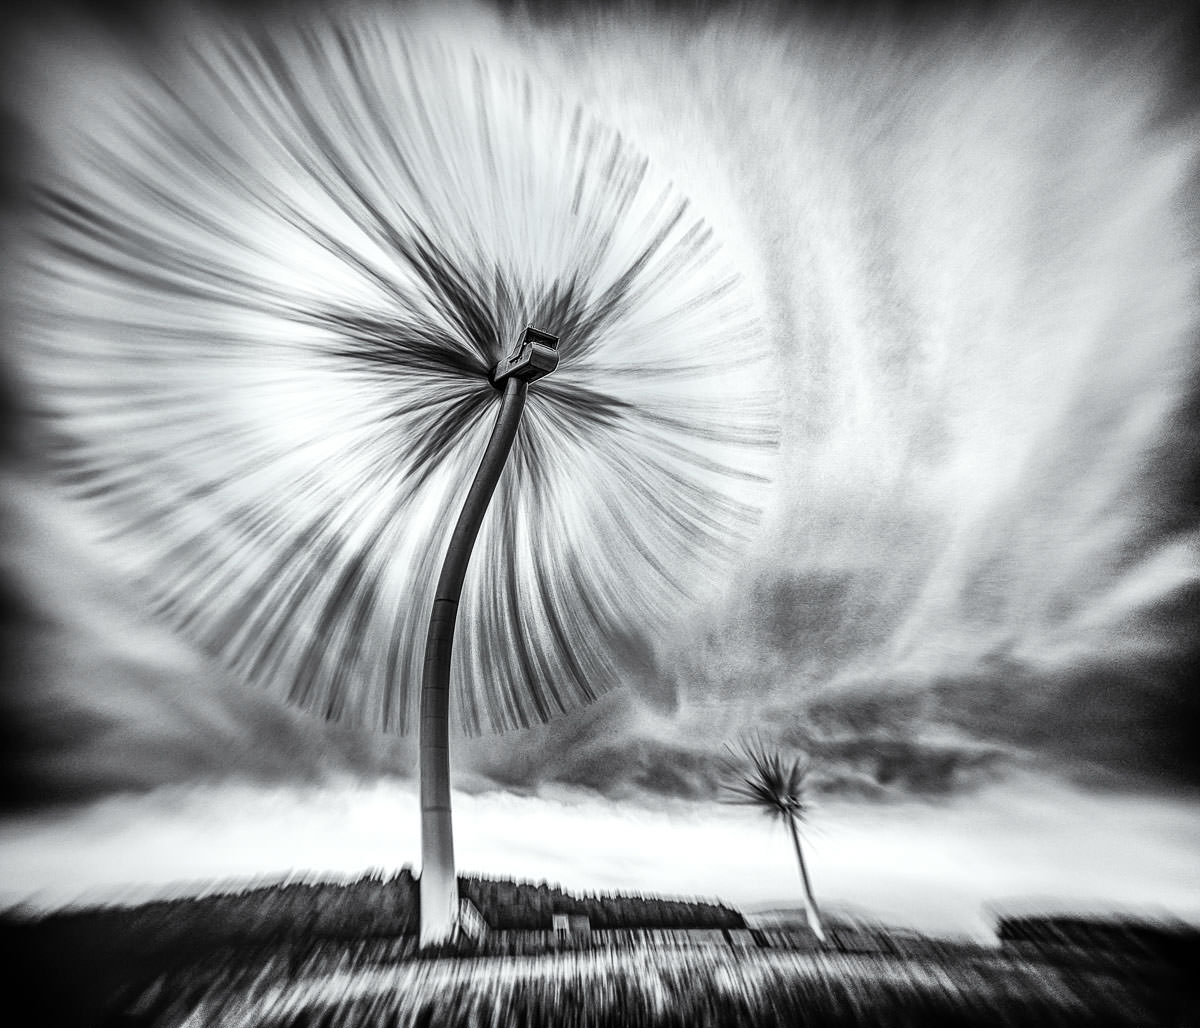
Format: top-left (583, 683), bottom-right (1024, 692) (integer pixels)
top-left (117, 941), bottom-right (1196, 1028)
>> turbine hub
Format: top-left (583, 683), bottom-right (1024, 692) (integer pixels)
top-left (491, 325), bottom-right (560, 387)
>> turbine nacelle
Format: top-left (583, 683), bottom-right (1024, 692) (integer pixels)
top-left (491, 326), bottom-right (560, 386)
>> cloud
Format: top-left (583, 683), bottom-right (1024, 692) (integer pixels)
top-left (2, 442), bottom-right (1196, 814)
top-left (459, 669), bottom-right (1013, 806)
top-left (0, 473), bottom-right (417, 812)
top-left (507, 732), bottom-right (729, 802)
top-left (670, 558), bottom-right (1200, 797)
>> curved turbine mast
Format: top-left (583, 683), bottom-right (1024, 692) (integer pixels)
top-left (419, 326), bottom-right (560, 945)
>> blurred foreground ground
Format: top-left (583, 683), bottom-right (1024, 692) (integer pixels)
top-left (114, 941), bottom-right (1197, 1028)
top-left (3, 876), bottom-right (1196, 1026)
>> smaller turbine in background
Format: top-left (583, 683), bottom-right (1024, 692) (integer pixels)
top-left (724, 740), bottom-right (826, 943)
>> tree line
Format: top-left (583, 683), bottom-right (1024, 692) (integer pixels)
top-left (458, 874), bottom-right (744, 931)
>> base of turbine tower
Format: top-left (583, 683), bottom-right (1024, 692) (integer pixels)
top-left (419, 807), bottom-right (458, 946)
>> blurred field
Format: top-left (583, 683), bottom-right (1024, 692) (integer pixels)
top-left (5, 874), bottom-right (1197, 1026)
top-left (117, 940), bottom-right (1197, 1028)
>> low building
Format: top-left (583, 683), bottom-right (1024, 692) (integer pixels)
top-left (458, 898), bottom-right (488, 941)
top-left (552, 912), bottom-right (591, 934)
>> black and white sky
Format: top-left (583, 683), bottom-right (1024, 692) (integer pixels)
top-left (1, 0), bottom-right (1198, 935)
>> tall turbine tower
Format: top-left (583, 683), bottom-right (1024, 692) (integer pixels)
top-left (421, 327), bottom-right (559, 942)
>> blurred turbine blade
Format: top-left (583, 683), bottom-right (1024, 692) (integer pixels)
top-left (14, 10), bottom-right (778, 735)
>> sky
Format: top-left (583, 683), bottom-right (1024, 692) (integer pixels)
top-left (1, 0), bottom-right (1199, 937)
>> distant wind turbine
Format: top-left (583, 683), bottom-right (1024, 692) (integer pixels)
top-left (725, 740), bottom-right (827, 943)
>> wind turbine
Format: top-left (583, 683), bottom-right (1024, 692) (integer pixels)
top-left (15, 10), bottom-right (778, 948)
